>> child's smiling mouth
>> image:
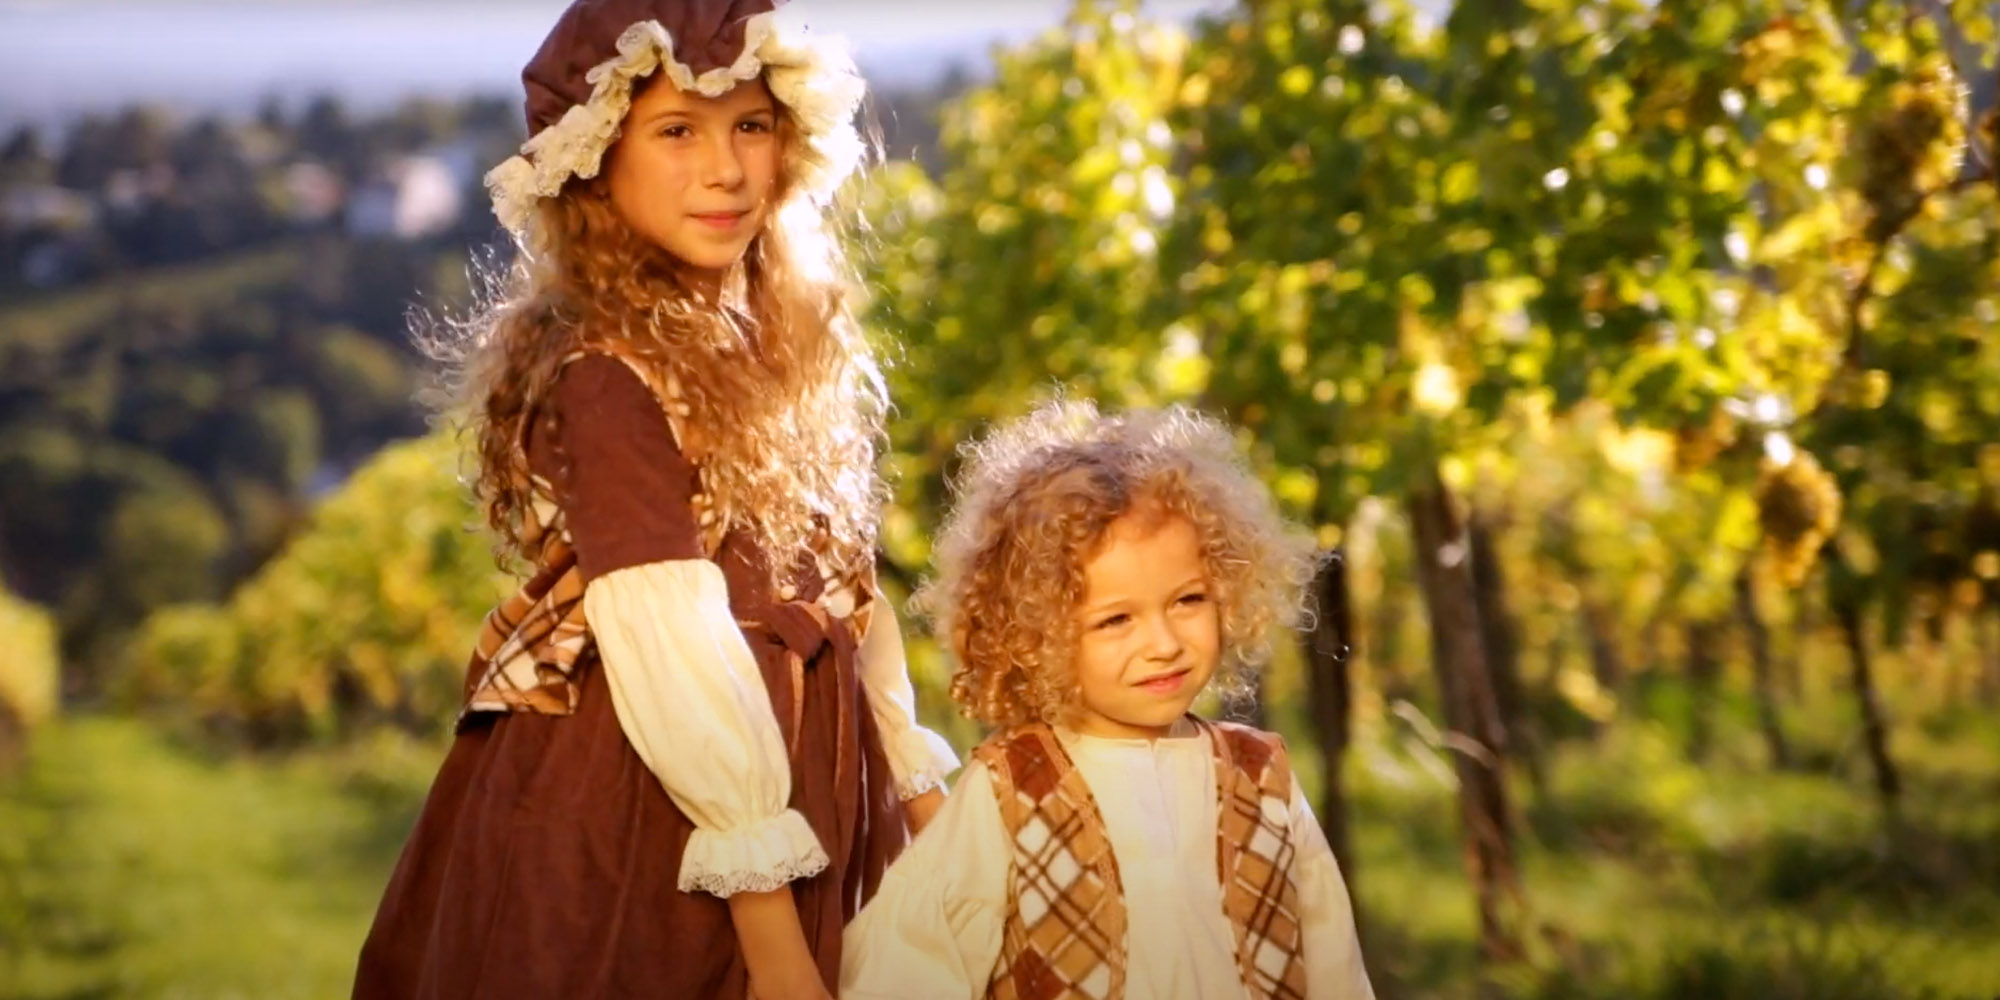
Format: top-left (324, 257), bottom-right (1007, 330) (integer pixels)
top-left (1134, 668), bottom-right (1193, 694)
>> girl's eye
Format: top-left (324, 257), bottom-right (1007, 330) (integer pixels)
top-left (659, 124), bottom-right (692, 139)
top-left (1177, 591), bottom-right (1209, 606)
top-left (1092, 613), bottom-right (1130, 631)
top-left (739, 119), bottom-right (773, 134)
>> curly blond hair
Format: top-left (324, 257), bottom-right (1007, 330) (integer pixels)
top-left (915, 399), bottom-right (1322, 729)
top-left (421, 78), bottom-right (884, 583)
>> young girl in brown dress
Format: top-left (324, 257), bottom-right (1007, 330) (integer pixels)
top-left (351, 3), bottom-right (957, 998)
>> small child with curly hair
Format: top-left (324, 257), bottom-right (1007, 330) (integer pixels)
top-left (840, 400), bottom-right (1374, 999)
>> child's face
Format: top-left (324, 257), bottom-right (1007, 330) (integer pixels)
top-left (603, 74), bottom-right (780, 273)
top-left (1069, 511), bottom-right (1221, 740)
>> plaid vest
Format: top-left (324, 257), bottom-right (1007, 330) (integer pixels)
top-left (974, 719), bottom-right (1309, 1000)
top-left (456, 345), bottom-right (873, 725)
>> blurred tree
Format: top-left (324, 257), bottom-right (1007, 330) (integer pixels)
top-left (854, 0), bottom-right (1190, 572)
top-left (296, 94), bottom-right (362, 175)
top-left (56, 451), bottom-right (230, 679)
top-left (1163, 0), bottom-right (2000, 955)
top-left (306, 324), bottom-right (421, 461)
top-left (124, 433), bottom-right (507, 743)
top-left (0, 423), bottom-right (104, 606)
top-left (55, 105), bottom-right (173, 192)
top-left (1725, 4), bottom-right (2000, 816)
top-left (0, 586), bottom-right (60, 767)
top-left (95, 462), bottom-right (231, 622)
top-left (215, 388), bottom-right (322, 493)
top-left (0, 125), bottom-right (53, 186)
top-left (382, 97), bottom-right (462, 152)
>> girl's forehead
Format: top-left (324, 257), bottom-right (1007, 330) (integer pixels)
top-left (1092, 497), bottom-right (1181, 547)
top-left (632, 74), bottom-right (774, 116)
top-left (1083, 513), bottom-right (1204, 582)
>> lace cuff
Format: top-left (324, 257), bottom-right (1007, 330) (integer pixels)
top-left (678, 808), bottom-right (829, 897)
top-left (854, 593), bottom-right (961, 801)
top-left (884, 724), bottom-right (962, 801)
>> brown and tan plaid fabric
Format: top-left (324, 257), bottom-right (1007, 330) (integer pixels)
top-left (457, 503), bottom-right (592, 720)
top-left (1211, 721), bottom-right (1309, 999)
top-left (976, 725), bottom-right (1129, 1000)
top-left (457, 345), bottom-right (873, 725)
top-left (974, 719), bottom-right (1308, 1000)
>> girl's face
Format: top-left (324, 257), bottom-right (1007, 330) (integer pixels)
top-left (603, 74), bottom-right (781, 273)
top-left (1069, 510), bottom-right (1221, 740)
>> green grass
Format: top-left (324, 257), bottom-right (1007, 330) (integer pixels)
top-left (1, 694), bottom-right (1996, 1000)
top-left (1342, 702), bottom-right (2000, 1000)
top-left (0, 717), bottom-right (435, 1000)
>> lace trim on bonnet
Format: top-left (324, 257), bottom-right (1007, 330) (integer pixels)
top-left (484, 6), bottom-right (866, 236)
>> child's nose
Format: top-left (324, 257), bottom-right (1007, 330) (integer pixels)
top-left (1141, 615), bottom-right (1185, 660)
top-left (703, 134), bottom-right (744, 189)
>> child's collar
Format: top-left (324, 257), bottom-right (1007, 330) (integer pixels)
top-left (1055, 714), bottom-right (1202, 746)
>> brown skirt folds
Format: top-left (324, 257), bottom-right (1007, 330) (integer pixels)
top-left (352, 612), bottom-right (908, 999)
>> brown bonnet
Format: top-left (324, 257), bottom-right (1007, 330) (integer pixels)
top-left (484, 0), bottom-right (865, 236)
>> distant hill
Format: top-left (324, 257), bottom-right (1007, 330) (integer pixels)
top-left (0, 71), bottom-right (962, 690)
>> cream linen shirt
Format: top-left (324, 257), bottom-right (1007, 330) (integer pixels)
top-left (585, 560), bottom-right (960, 897)
top-left (839, 720), bottom-right (1373, 999)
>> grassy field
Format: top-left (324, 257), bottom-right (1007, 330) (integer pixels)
top-left (1, 690), bottom-right (1995, 1000)
top-left (1342, 703), bottom-right (2000, 1000)
top-left (0, 719), bottom-right (436, 1000)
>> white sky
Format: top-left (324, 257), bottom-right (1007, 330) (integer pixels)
top-left (0, 0), bottom-right (1236, 130)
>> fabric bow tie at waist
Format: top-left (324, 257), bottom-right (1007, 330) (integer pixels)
top-left (739, 599), bottom-right (859, 766)
top-left (743, 600), bottom-right (842, 666)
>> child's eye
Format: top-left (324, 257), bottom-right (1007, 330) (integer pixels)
top-left (659, 124), bottom-right (692, 139)
top-left (738, 119), bottom-right (773, 134)
top-left (1177, 591), bottom-right (1209, 606)
top-left (1092, 613), bottom-right (1130, 631)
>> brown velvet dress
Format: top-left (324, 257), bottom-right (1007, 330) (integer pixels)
top-left (352, 355), bottom-right (909, 998)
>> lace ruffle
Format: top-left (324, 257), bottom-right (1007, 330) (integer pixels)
top-left (485, 8), bottom-right (865, 236)
top-left (677, 807), bottom-right (830, 897)
top-left (886, 724), bottom-right (962, 801)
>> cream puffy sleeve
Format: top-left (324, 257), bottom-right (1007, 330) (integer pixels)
top-left (1290, 786), bottom-right (1376, 1000)
top-left (856, 594), bottom-right (962, 799)
top-left (547, 355), bottom-right (825, 898)
top-left (839, 761), bottom-right (1009, 999)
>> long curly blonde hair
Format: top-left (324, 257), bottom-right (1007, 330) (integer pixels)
top-left (421, 78), bottom-right (885, 582)
top-left (915, 400), bottom-right (1322, 729)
